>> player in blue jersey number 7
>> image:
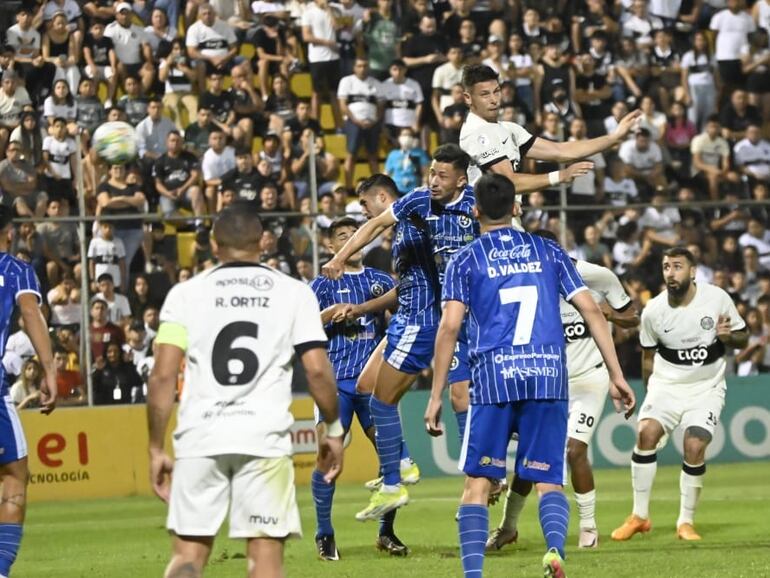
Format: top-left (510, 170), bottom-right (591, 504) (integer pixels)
top-left (424, 174), bottom-right (636, 578)
top-left (0, 206), bottom-right (57, 578)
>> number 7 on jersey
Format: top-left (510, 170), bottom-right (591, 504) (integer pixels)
top-left (499, 286), bottom-right (538, 345)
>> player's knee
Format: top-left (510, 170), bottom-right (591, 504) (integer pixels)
top-left (683, 427), bottom-right (711, 461)
top-left (449, 383), bottom-right (469, 413)
top-left (535, 483), bottom-right (563, 497)
top-left (165, 559), bottom-right (204, 578)
top-left (510, 475), bottom-right (533, 496)
top-left (637, 420), bottom-right (664, 450)
top-left (567, 439), bottom-right (588, 465)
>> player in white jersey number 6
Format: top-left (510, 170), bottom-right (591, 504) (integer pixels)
top-left (148, 202), bottom-right (345, 578)
top-left (611, 247), bottom-right (747, 543)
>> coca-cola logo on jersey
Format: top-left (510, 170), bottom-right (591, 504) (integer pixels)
top-left (677, 345), bottom-right (709, 364)
top-left (487, 244), bottom-right (532, 261)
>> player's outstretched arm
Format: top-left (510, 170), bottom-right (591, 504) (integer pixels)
top-left (147, 342), bottom-right (182, 502)
top-left (527, 109), bottom-right (643, 163)
top-left (19, 293), bottom-right (57, 414)
top-left (489, 158), bottom-right (595, 194)
top-left (324, 287), bottom-right (399, 324)
top-left (600, 301), bottom-right (640, 328)
top-left (572, 291), bottom-right (636, 418)
top-left (424, 300), bottom-right (465, 437)
top-left (301, 347), bottom-right (344, 483)
top-left (321, 210), bottom-right (397, 279)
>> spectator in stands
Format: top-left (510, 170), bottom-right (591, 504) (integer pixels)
top-left (638, 190), bottom-right (682, 249)
top-left (75, 77), bottom-right (106, 141)
top-left (10, 358), bottom-right (42, 410)
top-left (144, 7), bottom-right (176, 61)
top-left (734, 124), bottom-right (770, 184)
top-left (105, 2), bottom-right (155, 93)
top-left (741, 28), bottom-right (770, 126)
top-left (47, 273), bottom-right (81, 328)
top-left (92, 341), bottom-right (143, 405)
top-left (691, 114), bottom-right (740, 200)
top-left (361, 0), bottom-right (400, 82)
top-left (618, 127), bottom-right (666, 199)
top-left (750, 181), bottom-right (770, 223)
top-left (129, 273), bottom-right (160, 318)
top-left (36, 200), bottom-right (79, 287)
top-left (282, 98), bottom-right (321, 157)
top-left (123, 318), bottom-right (152, 373)
top-left (439, 83), bottom-right (468, 145)
top-left (385, 127), bottom-right (429, 195)
top-left (230, 63), bottom-right (265, 147)
top-left (614, 36), bottom-right (648, 103)
top-left (0, 70), bottom-right (31, 152)
top-left (82, 18), bottom-right (118, 108)
top-left (183, 107), bottom-right (215, 157)
top-left (95, 163), bottom-right (147, 274)
top-left (0, 140), bottom-right (43, 218)
top-left (681, 30), bottom-right (717, 131)
top-left (743, 245), bottom-right (765, 286)
top-left (382, 59), bottom-right (423, 145)
top-left (88, 220), bottom-right (126, 292)
top-left (648, 28), bottom-right (681, 113)
top-left (89, 297), bottom-right (125, 362)
top-left (264, 74), bottom-right (298, 134)
top-left (736, 307), bottom-right (768, 375)
top-left (42, 78), bottom-right (77, 136)
top-left (118, 75), bottom-right (150, 127)
top-left (201, 129), bottom-right (236, 212)
top-left (42, 117), bottom-right (77, 211)
top-left (542, 78), bottom-right (578, 132)
top-left (535, 40), bottom-right (575, 122)
top-left (431, 44), bottom-right (464, 133)
top-left (143, 305), bottom-right (160, 341)
top-left (638, 95), bottom-right (667, 144)
top-left (185, 3), bottom-right (239, 92)
top-left (254, 15), bottom-right (291, 97)
top-left (482, 35), bottom-right (515, 84)
top-left (94, 273), bottom-right (130, 328)
top-left (7, 6), bottom-right (55, 107)
top-left (290, 129), bottom-right (340, 199)
top-left (302, 0), bottom-right (343, 130)
top-left (159, 38), bottom-right (198, 132)
top-left (338, 58), bottom-right (383, 188)
top-left (603, 154), bottom-right (638, 208)
top-left (721, 88), bottom-right (763, 142)
top-left (665, 100), bottom-right (697, 178)
top-left (42, 11), bottom-right (81, 95)
top-left (580, 224), bottom-right (613, 269)
top-left (613, 221), bottom-right (653, 277)
top-left (710, 190), bottom-right (751, 243)
top-left (256, 133), bottom-right (288, 189)
top-left (153, 131), bottom-right (204, 222)
top-left (136, 97), bottom-right (176, 167)
top-left (260, 227), bottom-right (294, 274)
top-left (220, 148), bottom-right (265, 207)
top-left (739, 218), bottom-right (770, 269)
top-left (9, 112), bottom-right (45, 171)
top-left (710, 0), bottom-right (756, 99)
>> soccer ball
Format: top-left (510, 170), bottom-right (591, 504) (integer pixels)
top-left (92, 121), bottom-right (138, 165)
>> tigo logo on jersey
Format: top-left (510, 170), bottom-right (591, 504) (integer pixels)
top-left (522, 458), bottom-right (551, 472)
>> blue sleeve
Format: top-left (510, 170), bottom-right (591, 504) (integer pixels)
top-left (391, 188), bottom-right (430, 222)
top-left (13, 261), bottom-right (42, 303)
top-left (442, 250), bottom-right (470, 305)
top-left (549, 242), bottom-right (585, 301)
top-left (310, 277), bottom-right (329, 309)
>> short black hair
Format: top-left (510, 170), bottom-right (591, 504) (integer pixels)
top-left (213, 201), bottom-right (263, 250)
top-left (97, 272), bottom-right (114, 284)
top-left (357, 174), bottom-right (399, 199)
top-left (663, 246), bottom-right (695, 265)
top-left (706, 113), bottom-right (721, 125)
top-left (533, 229), bottom-right (559, 243)
top-left (475, 173), bottom-right (516, 220)
top-left (462, 64), bottom-right (499, 91)
top-left (328, 216), bottom-right (359, 236)
top-left (635, 127), bottom-right (651, 138)
top-left (432, 143), bottom-right (470, 174)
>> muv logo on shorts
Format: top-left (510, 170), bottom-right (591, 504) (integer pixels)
top-left (250, 514), bottom-right (279, 525)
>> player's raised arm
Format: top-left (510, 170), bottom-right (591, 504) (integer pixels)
top-left (601, 300), bottom-right (640, 328)
top-left (526, 109), bottom-right (643, 163)
top-left (488, 158), bottom-right (595, 194)
top-left (18, 293), bottom-right (57, 414)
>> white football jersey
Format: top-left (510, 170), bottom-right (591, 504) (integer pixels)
top-left (561, 260), bottom-right (632, 379)
top-left (159, 263), bottom-right (327, 459)
top-left (639, 283), bottom-right (745, 393)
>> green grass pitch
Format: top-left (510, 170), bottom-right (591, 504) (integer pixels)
top-left (18, 462), bottom-right (770, 577)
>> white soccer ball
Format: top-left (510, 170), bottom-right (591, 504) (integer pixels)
top-left (92, 121), bottom-right (138, 165)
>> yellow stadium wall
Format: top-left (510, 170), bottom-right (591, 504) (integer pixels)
top-left (21, 399), bottom-right (380, 503)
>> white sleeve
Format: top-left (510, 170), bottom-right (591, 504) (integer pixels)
top-left (292, 283), bottom-right (328, 348)
top-left (160, 283), bottom-right (186, 326)
top-left (43, 98), bottom-right (54, 118)
top-left (185, 24), bottom-right (198, 47)
top-left (464, 127), bottom-right (506, 169)
top-left (720, 288), bottom-right (747, 332)
top-left (114, 238), bottom-right (126, 258)
top-left (42, 136), bottom-right (53, 153)
top-left (508, 122), bottom-right (534, 151)
top-left (592, 151), bottom-right (606, 169)
top-left (300, 9), bottom-right (312, 28)
top-left (597, 267), bottom-right (631, 310)
top-left (709, 11), bottom-right (721, 31)
top-left (337, 76), bottom-right (350, 99)
top-left (413, 81), bottom-right (424, 104)
top-left (618, 141), bottom-right (632, 164)
top-left (87, 239), bottom-right (96, 258)
top-left (681, 51), bottom-right (693, 68)
top-left (639, 305), bottom-right (658, 348)
top-left (201, 152), bottom-right (215, 180)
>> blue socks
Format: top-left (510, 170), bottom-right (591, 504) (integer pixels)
top-left (400, 439), bottom-right (411, 461)
top-left (539, 491), bottom-right (569, 558)
top-left (370, 396), bottom-right (403, 487)
top-left (458, 504), bottom-right (487, 577)
top-left (0, 524), bottom-right (22, 576)
top-left (379, 509), bottom-right (397, 536)
top-left (311, 470), bottom-right (335, 538)
top-left (455, 410), bottom-right (468, 445)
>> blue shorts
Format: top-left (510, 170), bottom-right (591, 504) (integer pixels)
top-left (459, 399), bottom-right (568, 485)
top-left (383, 320), bottom-right (437, 374)
top-left (448, 339), bottom-right (471, 385)
top-left (315, 379), bottom-right (373, 433)
top-left (0, 395), bottom-right (27, 465)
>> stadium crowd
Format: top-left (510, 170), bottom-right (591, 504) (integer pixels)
top-left (0, 0), bottom-right (769, 408)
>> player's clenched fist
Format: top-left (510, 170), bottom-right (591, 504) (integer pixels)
top-left (608, 373), bottom-right (636, 419)
top-left (321, 257), bottom-right (345, 280)
top-left (424, 396), bottom-right (444, 437)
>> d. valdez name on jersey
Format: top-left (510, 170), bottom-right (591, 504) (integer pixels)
top-left (485, 244), bottom-right (543, 277)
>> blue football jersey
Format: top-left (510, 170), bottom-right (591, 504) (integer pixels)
top-left (0, 254), bottom-right (42, 396)
top-left (443, 229), bottom-right (586, 404)
top-left (311, 267), bottom-right (395, 387)
top-left (390, 186), bottom-right (480, 326)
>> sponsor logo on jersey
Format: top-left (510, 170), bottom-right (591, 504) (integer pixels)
top-left (249, 514), bottom-right (279, 525)
top-left (500, 365), bottom-right (559, 379)
top-left (215, 275), bottom-right (274, 291)
top-left (564, 320), bottom-right (589, 342)
top-left (701, 316), bottom-right (715, 330)
top-left (677, 345), bottom-right (709, 365)
top-left (522, 457), bottom-right (551, 472)
top-left (477, 134), bottom-right (488, 146)
top-left (487, 244), bottom-right (532, 261)
top-left (458, 215), bottom-right (473, 229)
top-left (479, 456), bottom-right (505, 468)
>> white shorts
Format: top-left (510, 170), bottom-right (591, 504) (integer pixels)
top-left (84, 65), bottom-right (114, 80)
top-left (567, 363), bottom-right (610, 445)
top-left (167, 455), bottom-right (302, 540)
top-left (638, 382), bottom-right (725, 437)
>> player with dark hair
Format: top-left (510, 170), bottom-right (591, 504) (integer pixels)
top-left (0, 205), bottom-right (57, 578)
top-left (424, 173), bottom-right (635, 578)
top-left (612, 247), bottom-right (747, 543)
top-left (309, 217), bottom-right (408, 559)
top-left (148, 201), bottom-right (344, 578)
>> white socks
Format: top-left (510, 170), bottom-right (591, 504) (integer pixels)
top-left (501, 488), bottom-right (528, 532)
top-left (574, 489), bottom-right (597, 529)
top-left (678, 462), bottom-right (705, 527)
top-left (631, 447), bottom-right (657, 520)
